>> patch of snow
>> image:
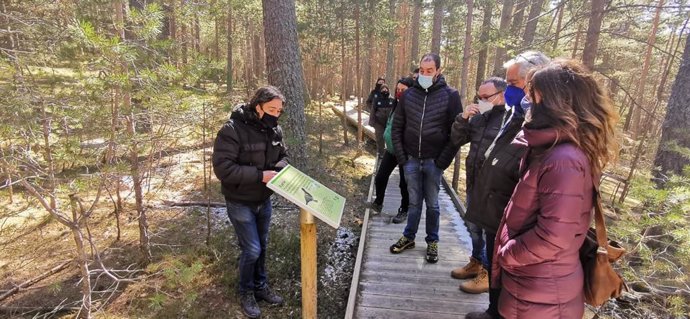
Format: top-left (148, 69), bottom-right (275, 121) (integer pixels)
top-left (320, 227), bottom-right (358, 286)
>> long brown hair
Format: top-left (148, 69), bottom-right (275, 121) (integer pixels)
top-left (526, 58), bottom-right (618, 179)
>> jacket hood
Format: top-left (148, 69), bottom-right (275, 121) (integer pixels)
top-left (230, 104), bottom-right (262, 125)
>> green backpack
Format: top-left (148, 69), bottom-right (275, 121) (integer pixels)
top-left (383, 111), bottom-right (395, 153)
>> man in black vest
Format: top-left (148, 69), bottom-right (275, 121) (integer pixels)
top-left (389, 53), bottom-right (462, 263)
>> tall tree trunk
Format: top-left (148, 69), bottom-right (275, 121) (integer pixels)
top-left (41, 104), bottom-right (57, 210)
top-left (492, 0), bottom-right (514, 76)
top-left (355, 0), bottom-right (363, 144)
top-left (69, 196), bottom-right (91, 319)
top-left (226, 2), bottom-right (233, 92)
top-left (170, 0), bottom-right (178, 66)
top-left (581, 0), bottom-right (605, 70)
top-left (262, 0), bottom-right (308, 167)
top-left (453, 0), bottom-right (473, 191)
top-left (410, 0), bottom-right (422, 69)
top-left (385, 0), bottom-right (396, 82)
top-left (630, 0), bottom-right (664, 137)
top-left (116, 0), bottom-right (151, 264)
top-left (365, 0), bottom-right (375, 92)
top-left (551, 1), bottom-right (564, 52)
top-left (340, 1), bottom-right (349, 146)
top-left (474, 0), bottom-right (492, 90)
top-left (521, 0), bottom-right (543, 48)
top-left (252, 24), bottom-right (264, 84)
top-left (572, 22), bottom-right (583, 59)
top-left (430, 0), bottom-right (444, 54)
top-left (180, 0), bottom-right (188, 65)
top-left (194, 11), bottom-right (200, 53)
top-left (653, 33), bottom-right (690, 180)
top-left (214, 16), bottom-right (220, 61)
top-left (509, 0), bottom-right (526, 40)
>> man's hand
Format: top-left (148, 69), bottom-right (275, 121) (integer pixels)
top-left (462, 104), bottom-right (480, 119)
top-left (262, 170), bottom-right (278, 183)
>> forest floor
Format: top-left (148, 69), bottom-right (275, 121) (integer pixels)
top-left (0, 93), bottom-right (377, 318)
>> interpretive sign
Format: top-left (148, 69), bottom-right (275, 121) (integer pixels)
top-left (267, 164), bottom-right (346, 229)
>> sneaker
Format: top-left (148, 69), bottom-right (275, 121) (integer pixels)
top-left (451, 257), bottom-right (482, 279)
top-left (390, 236), bottom-right (415, 254)
top-left (391, 208), bottom-right (407, 224)
top-left (465, 311), bottom-right (496, 319)
top-left (239, 292), bottom-right (261, 318)
top-left (460, 267), bottom-right (489, 294)
top-left (367, 201), bottom-right (382, 213)
top-left (426, 241), bottom-right (439, 263)
top-left (255, 286), bottom-right (284, 305)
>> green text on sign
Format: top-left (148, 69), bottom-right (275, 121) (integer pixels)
top-left (267, 164), bottom-right (346, 229)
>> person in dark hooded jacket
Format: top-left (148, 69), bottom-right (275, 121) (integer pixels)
top-left (370, 83), bottom-right (395, 157)
top-left (212, 86), bottom-right (288, 319)
top-left (389, 53), bottom-right (462, 264)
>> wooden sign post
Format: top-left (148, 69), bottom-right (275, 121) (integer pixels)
top-left (300, 209), bottom-right (317, 319)
top-left (266, 165), bottom-right (346, 319)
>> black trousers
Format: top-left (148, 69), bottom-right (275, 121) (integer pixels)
top-left (373, 151), bottom-right (408, 211)
top-left (485, 230), bottom-right (500, 318)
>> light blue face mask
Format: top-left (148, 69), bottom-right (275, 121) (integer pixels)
top-left (417, 74), bottom-right (434, 90)
top-left (520, 95), bottom-right (532, 113)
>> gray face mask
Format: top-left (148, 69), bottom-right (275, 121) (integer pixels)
top-left (417, 74), bottom-right (433, 89)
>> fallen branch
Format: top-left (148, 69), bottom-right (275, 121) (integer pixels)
top-left (161, 200), bottom-right (225, 208)
top-left (0, 260), bottom-right (72, 302)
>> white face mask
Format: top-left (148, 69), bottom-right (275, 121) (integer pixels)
top-left (477, 99), bottom-right (494, 114)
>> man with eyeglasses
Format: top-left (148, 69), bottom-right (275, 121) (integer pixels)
top-left (448, 77), bottom-right (507, 295)
top-left (461, 51), bottom-right (550, 319)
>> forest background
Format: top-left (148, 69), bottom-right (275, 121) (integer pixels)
top-left (1, 0), bottom-right (690, 318)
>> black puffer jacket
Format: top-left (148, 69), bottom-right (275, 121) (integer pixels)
top-left (450, 104), bottom-right (508, 193)
top-left (464, 111), bottom-right (526, 233)
top-left (369, 93), bottom-right (395, 127)
top-left (391, 75), bottom-right (462, 169)
top-left (212, 105), bottom-right (289, 204)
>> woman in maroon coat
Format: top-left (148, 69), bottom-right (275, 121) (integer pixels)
top-left (492, 59), bottom-right (618, 318)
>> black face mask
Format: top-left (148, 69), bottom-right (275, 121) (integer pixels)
top-left (375, 83), bottom-right (383, 91)
top-left (381, 91), bottom-right (389, 97)
top-left (261, 111), bottom-right (279, 128)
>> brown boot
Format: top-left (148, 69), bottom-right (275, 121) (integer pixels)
top-left (460, 267), bottom-right (489, 294)
top-left (450, 257), bottom-right (482, 279)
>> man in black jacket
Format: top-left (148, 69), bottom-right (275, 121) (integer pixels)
top-left (448, 77), bottom-right (507, 295)
top-left (212, 86), bottom-right (289, 319)
top-left (389, 53), bottom-right (462, 263)
top-left (463, 51), bottom-right (550, 319)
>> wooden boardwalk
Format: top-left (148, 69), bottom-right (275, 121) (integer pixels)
top-left (334, 101), bottom-right (489, 318)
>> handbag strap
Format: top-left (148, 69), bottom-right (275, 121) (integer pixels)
top-left (592, 183), bottom-right (609, 252)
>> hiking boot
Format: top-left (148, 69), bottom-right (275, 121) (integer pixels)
top-left (460, 267), bottom-right (489, 294)
top-left (426, 241), bottom-right (439, 263)
top-left (465, 311), bottom-right (496, 319)
top-left (451, 257), bottom-right (482, 279)
top-left (390, 236), bottom-right (415, 254)
top-left (367, 201), bottom-right (382, 214)
top-left (391, 208), bottom-right (408, 224)
top-left (255, 286), bottom-right (284, 306)
top-left (239, 292), bottom-right (261, 318)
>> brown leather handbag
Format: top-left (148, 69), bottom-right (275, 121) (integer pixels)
top-left (579, 188), bottom-right (627, 307)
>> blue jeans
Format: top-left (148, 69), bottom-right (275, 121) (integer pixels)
top-left (465, 192), bottom-right (487, 268)
top-left (402, 158), bottom-right (442, 243)
top-left (226, 198), bottom-right (272, 294)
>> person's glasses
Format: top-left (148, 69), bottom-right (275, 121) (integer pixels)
top-left (517, 54), bottom-right (537, 66)
top-left (475, 91), bottom-right (503, 102)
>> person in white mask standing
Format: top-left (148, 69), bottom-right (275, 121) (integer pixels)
top-left (389, 53), bottom-right (463, 263)
top-left (447, 77), bottom-right (507, 294)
